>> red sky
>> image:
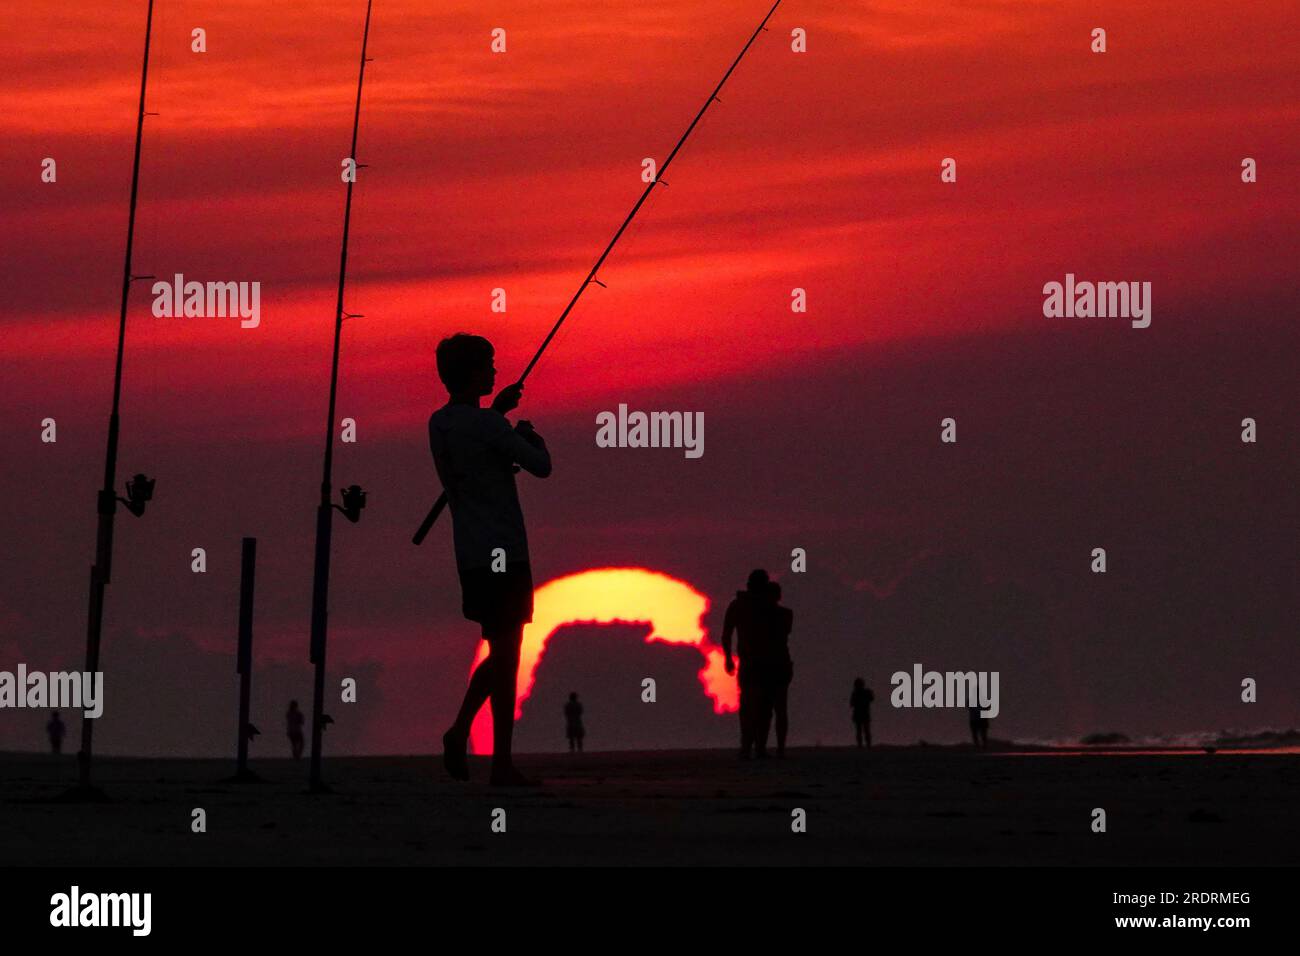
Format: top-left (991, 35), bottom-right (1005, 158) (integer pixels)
top-left (1, 0), bottom-right (1296, 756)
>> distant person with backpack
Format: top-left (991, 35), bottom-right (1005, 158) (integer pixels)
top-left (761, 581), bottom-right (794, 757)
top-left (722, 569), bottom-right (772, 759)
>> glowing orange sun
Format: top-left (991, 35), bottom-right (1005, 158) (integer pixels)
top-left (468, 567), bottom-right (734, 753)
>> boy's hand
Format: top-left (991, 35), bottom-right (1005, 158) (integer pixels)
top-left (491, 383), bottom-right (523, 414)
top-left (725, 655), bottom-right (735, 675)
top-left (515, 420), bottom-right (544, 447)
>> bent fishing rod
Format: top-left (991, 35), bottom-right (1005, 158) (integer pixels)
top-left (412, 0), bottom-right (783, 545)
top-left (73, 0), bottom-right (159, 799)
top-left (308, 0), bottom-right (374, 792)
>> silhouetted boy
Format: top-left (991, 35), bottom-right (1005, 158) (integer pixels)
top-left (968, 706), bottom-right (990, 750)
top-left (722, 569), bottom-right (772, 758)
top-left (287, 700), bottom-right (305, 759)
top-left (431, 333), bottom-right (552, 786)
top-left (564, 692), bottom-right (585, 753)
top-left (47, 711), bottom-right (66, 754)
top-left (849, 678), bottom-right (873, 748)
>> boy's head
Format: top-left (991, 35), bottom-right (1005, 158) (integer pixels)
top-left (768, 581), bottom-right (782, 602)
top-left (569, 691), bottom-right (578, 701)
top-left (746, 568), bottom-right (770, 593)
top-left (436, 333), bottom-right (496, 396)
top-left (854, 677), bottom-right (865, 689)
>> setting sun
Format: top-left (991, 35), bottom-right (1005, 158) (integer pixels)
top-left (468, 568), bottom-right (731, 753)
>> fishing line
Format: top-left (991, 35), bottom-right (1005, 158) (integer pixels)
top-left (412, 0), bottom-right (784, 544)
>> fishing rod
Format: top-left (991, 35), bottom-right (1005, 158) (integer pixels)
top-left (412, 0), bottom-right (783, 545)
top-left (71, 0), bottom-right (159, 800)
top-left (308, 0), bottom-right (374, 793)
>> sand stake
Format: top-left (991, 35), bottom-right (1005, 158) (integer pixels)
top-left (233, 537), bottom-right (261, 781)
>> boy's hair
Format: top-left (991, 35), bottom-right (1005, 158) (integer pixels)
top-left (436, 333), bottom-right (494, 392)
top-left (746, 568), bottom-right (770, 592)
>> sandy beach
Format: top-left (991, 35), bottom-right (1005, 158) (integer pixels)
top-left (4, 746), bottom-right (1297, 866)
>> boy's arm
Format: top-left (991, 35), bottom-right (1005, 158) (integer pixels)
top-left (487, 415), bottom-right (552, 477)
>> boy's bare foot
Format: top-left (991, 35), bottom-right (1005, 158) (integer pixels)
top-left (442, 728), bottom-right (469, 781)
top-left (489, 766), bottom-right (539, 787)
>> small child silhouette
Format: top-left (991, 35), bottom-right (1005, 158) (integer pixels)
top-left (47, 711), bottom-right (66, 755)
top-left (564, 692), bottom-right (585, 753)
top-left (968, 706), bottom-right (990, 750)
top-left (286, 700), bottom-right (305, 760)
top-left (849, 678), bottom-right (873, 749)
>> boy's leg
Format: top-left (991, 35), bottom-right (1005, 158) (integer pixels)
top-left (488, 626), bottom-right (530, 782)
top-left (442, 639), bottom-right (502, 781)
top-left (451, 654), bottom-right (494, 735)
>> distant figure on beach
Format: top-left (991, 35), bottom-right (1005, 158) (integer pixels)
top-left (564, 692), bottom-right (585, 753)
top-left (968, 706), bottom-right (990, 750)
top-left (762, 581), bottom-right (794, 757)
top-left (850, 678), bottom-right (873, 748)
top-left (287, 700), bottom-right (305, 759)
top-left (46, 711), bottom-right (66, 754)
top-left (431, 334), bottom-right (552, 787)
top-left (722, 569), bottom-right (772, 758)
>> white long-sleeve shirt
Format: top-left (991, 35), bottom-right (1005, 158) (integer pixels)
top-left (428, 404), bottom-right (551, 571)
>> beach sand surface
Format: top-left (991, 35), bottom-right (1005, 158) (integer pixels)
top-left (3, 747), bottom-right (1297, 866)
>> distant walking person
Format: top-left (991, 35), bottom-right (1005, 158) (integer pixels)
top-left (761, 581), bottom-right (794, 757)
top-left (968, 706), bottom-right (990, 750)
top-left (850, 678), bottom-right (874, 748)
top-left (431, 334), bottom-right (552, 787)
top-left (287, 700), bottom-right (305, 760)
top-left (722, 569), bottom-right (773, 759)
top-left (564, 692), bottom-right (585, 753)
top-left (46, 711), bottom-right (66, 754)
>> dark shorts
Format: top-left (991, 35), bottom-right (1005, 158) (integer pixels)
top-left (459, 561), bottom-right (534, 638)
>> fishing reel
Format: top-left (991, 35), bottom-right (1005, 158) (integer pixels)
top-left (117, 473), bottom-right (156, 518)
top-left (333, 484), bottom-right (367, 523)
